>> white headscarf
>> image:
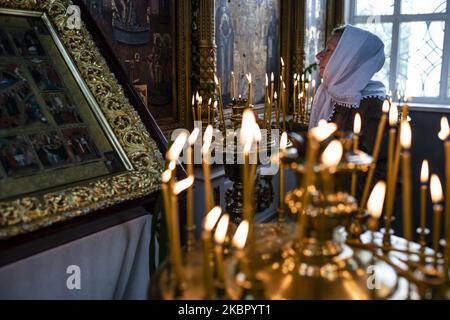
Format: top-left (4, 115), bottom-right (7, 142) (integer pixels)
top-left (309, 25), bottom-right (386, 129)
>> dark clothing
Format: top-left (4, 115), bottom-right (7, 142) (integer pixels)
top-left (330, 97), bottom-right (389, 195)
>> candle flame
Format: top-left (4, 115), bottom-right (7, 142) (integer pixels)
top-left (202, 125), bottom-right (213, 155)
top-left (271, 72), bottom-right (274, 82)
top-left (389, 103), bottom-right (398, 126)
top-left (265, 74), bottom-right (268, 86)
top-left (294, 80), bottom-right (298, 86)
top-left (382, 100), bottom-right (390, 113)
top-left (274, 91), bottom-right (278, 100)
top-left (430, 174), bottom-right (443, 204)
top-left (253, 122), bottom-right (262, 143)
top-left (305, 82), bottom-right (309, 89)
top-left (299, 92), bottom-right (303, 98)
top-left (204, 206), bottom-right (222, 232)
top-left (174, 176), bottom-right (194, 195)
top-left (283, 82), bottom-right (286, 90)
top-left (167, 132), bottom-right (188, 161)
top-left (208, 97), bottom-right (212, 105)
top-left (311, 122), bottom-right (337, 142)
top-left (312, 79), bottom-right (316, 88)
top-left (191, 95), bottom-right (195, 106)
top-left (421, 160), bottom-right (429, 184)
top-left (353, 113), bottom-right (362, 135)
top-left (294, 73), bottom-right (297, 80)
top-left (301, 74), bottom-right (305, 81)
top-left (196, 91), bottom-right (200, 102)
top-left (214, 74), bottom-right (219, 85)
top-left (438, 117), bottom-right (450, 141)
top-left (367, 181), bottom-right (386, 219)
top-left (240, 109), bottom-right (257, 153)
top-left (280, 132), bottom-right (288, 151)
top-left (308, 74), bottom-right (311, 82)
top-left (281, 57), bottom-right (285, 67)
top-left (246, 73), bottom-right (252, 84)
top-left (232, 220), bottom-right (249, 249)
top-left (400, 120), bottom-right (412, 149)
top-left (199, 96), bottom-right (203, 105)
top-left (161, 169), bottom-right (172, 184)
top-left (214, 214), bottom-right (230, 244)
top-left (168, 160), bottom-right (176, 171)
top-left (188, 128), bottom-right (200, 146)
top-left (321, 140), bottom-right (343, 168)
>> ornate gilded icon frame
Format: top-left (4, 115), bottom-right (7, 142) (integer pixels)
top-left (0, 0), bottom-right (163, 239)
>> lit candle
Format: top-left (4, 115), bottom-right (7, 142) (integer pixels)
top-left (278, 76), bottom-right (283, 128)
top-left (438, 117), bottom-right (450, 245)
top-left (202, 125), bottom-right (214, 212)
top-left (197, 96), bottom-right (203, 124)
top-left (187, 128), bottom-right (200, 249)
top-left (280, 57), bottom-right (285, 85)
top-left (202, 206), bottom-right (222, 299)
top-left (402, 97), bottom-right (410, 120)
top-left (321, 140), bottom-right (344, 197)
top-left (282, 82), bottom-right (287, 131)
top-left (207, 98), bottom-right (212, 125)
top-left (264, 74), bottom-right (269, 125)
top-left (274, 91), bottom-right (279, 129)
top-left (400, 120), bottom-right (413, 241)
top-left (232, 220), bottom-right (254, 284)
top-left (161, 170), bottom-right (184, 289)
top-left (214, 214), bottom-right (230, 286)
top-left (240, 109), bottom-right (256, 225)
top-left (384, 103), bottom-right (399, 243)
top-left (192, 95), bottom-right (196, 124)
top-left (278, 132), bottom-right (288, 223)
top-left (299, 92), bottom-right (303, 121)
top-left (293, 79), bottom-right (298, 121)
top-left (359, 101), bottom-right (389, 212)
top-left (270, 72), bottom-right (275, 119)
top-left (214, 75), bottom-right (226, 131)
top-left (367, 181), bottom-right (387, 245)
top-left (297, 123), bottom-right (338, 241)
top-left (246, 73), bottom-right (252, 107)
top-left (267, 98), bottom-right (272, 130)
top-left (351, 113), bottom-right (362, 197)
top-left (420, 160), bottom-right (429, 235)
top-left (305, 82), bottom-right (310, 120)
top-left (430, 174), bottom-right (444, 255)
top-left (231, 71), bottom-right (236, 100)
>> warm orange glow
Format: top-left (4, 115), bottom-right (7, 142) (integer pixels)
top-left (310, 122), bottom-right (338, 142)
top-left (240, 109), bottom-right (257, 153)
top-left (214, 74), bottom-right (219, 85)
top-left (438, 117), bottom-right (450, 141)
top-left (174, 176), bottom-right (194, 195)
top-left (214, 214), bottom-right (230, 244)
top-left (271, 72), bottom-right (274, 82)
top-left (353, 113), bottom-right (362, 135)
top-left (161, 169), bottom-right (172, 184)
top-left (232, 220), bottom-right (249, 249)
top-left (367, 181), bottom-right (386, 219)
top-left (202, 125), bottom-right (213, 155)
top-left (204, 206), bottom-right (222, 232)
top-left (321, 140), bottom-right (343, 168)
top-left (400, 121), bottom-right (412, 149)
top-left (246, 73), bottom-right (252, 84)
top-left (389, 103), bottom-right (398, 126)
top-left (430, 174), bottom-right (444, 204)
top-left (265, 74), bottom-right (269, 87)
top-left (281, 57), bottom-right (285, 67)
top-left (382, 100), bottom-right (390, 113)
top-left (188, 128), bottom-right (200, 146)
top-left (167, 132), bottom-right (188, 161)
top-left (420, 160), bottom-right (429, 184)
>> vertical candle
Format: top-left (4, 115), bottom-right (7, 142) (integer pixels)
top-left (400, 121), bottom-right (413, 241)
top-left (246, 73), bottom-right (253, 107)
top-left (430, 174), bottom-right (444, 256)
top-left (231, 71), bottom-right (236, 100)
top-left (351, 113), bottom-right (362, 197)
top-left (214, 214), bottom-right (230, 286)
top-left (202, 206), bottom-right (222, 299)
top-left (202, 125), bottom-right (214, 213)
top-left (359, 100), bottom-right (389, 212)
top-left (214, 75), bottom-right (226, 131)
top-left (321, 140), bottom-right (344, 198)
top-left (293, 79), bottom-right (298, 121)
top-left (187, 128), bottom-right (200, 249)
top-left (438, 117), bottom-right (450, 244)
top-left (420, 160), bottom-right (429, 233)
top-left (264, 74), bottom-right (269, 125)
top-left (274, 91), bottom-right (279, 129)
top-left (192, 95), bottom-right (196, 124)
top-left (282, 82), bottom-right (287, 131)
top-left (278, 132), bottom-right (288, 223)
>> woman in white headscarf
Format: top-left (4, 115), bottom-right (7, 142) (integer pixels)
top-left (311, 25), bottom-right (390, 191)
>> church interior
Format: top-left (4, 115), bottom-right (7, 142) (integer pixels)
top-left (2, 0), bottom-right (450, 301)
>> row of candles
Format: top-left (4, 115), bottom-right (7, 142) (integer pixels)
top-left (192, 58), bottom-right (319, 131)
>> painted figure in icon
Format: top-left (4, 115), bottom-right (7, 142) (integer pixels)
top-left (0, 136), bottom-right (39, 177)
top-left (29, 61), bottom-right (63, 91)
top-left (30, 132), bottom-right (71, 168)
top-left (44, 93), bottom-right (83, 125)
top-left (11, 29), bottom-right (45, 56)
top-left (62, 128), bottom-right (101, 163)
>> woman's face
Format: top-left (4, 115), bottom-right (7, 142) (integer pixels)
top-left (316, 33), bottom-right (342, 78)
